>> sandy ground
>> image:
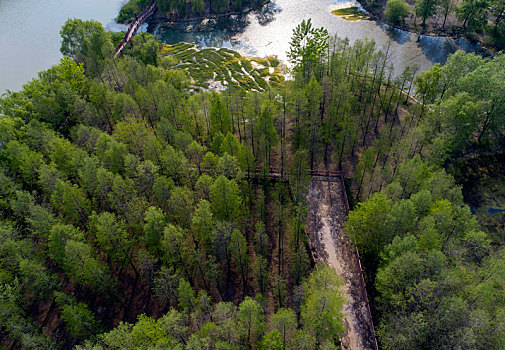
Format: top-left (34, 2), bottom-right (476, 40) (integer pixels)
top-left (306, 176), bottom-right (377, 350)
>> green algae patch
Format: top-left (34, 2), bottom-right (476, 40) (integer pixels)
top-left (331, 7), bottom-right (368, 21)
top-left (160, 43), bottom-right (285, 92)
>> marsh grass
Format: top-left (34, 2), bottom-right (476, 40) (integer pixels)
top-left (160, 43), bottom-right (284, 91)
top-left (331, 7), bottom-right (368, 21)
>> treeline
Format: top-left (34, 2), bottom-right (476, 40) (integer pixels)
top-left (379, 0), bottom-right (505, 48)
top-left (117, 0), bottom-right (267, 23)
top-left (340, 37), bottom-right (505, 350)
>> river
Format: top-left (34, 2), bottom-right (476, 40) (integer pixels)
top-left (0, 0), bottom-right (125, 93)
top-left (0, 0), bottom-right (483, 93)
top-left (156, 0), bottom-right (483, 76)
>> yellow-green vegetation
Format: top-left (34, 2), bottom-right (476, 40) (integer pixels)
top-left (161, 42), bottom-right (284, 91)
top-left (331, 7), bottom-right (368, 21)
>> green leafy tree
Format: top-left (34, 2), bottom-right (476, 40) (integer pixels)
top-left (305, 77), bottom-right (323, 169)
top-left (210, 93), bottom-right (233, 137)
top-left (288, 19), bottom-right (329, 79)
top-left (55, 57), bottom-right (88, 94)
top-left (63, 240), bottom-right (114, 294)
top-left (270, 308), bottom-right (297, 347)
top-left (301, 264), bottom-right (345, 346)
top-left (490, 0), bottom-right (505, 31)
top-left (260, 330), bottom-right (284, 350)
top-left (51, 180), bottom-right (91, 226)
top-left (238, 297), bottom-right (265, 349)
top-left (210, 175), bottom-right (242, 222)
top-left (255, 103), bottom-right (278, 169)
top-left (386, 0), bottom-right (410, 24)
top-left (168, 186), bottom-right (194, 228)
top-left (143, 209), bottom-right (168, 251)
top-left (415, 0), bottom-right (438, 28)
top-left (230, 229), bottom-right (249, 293)
top-left (289, 149), bottom-right (311, 205)
top-left (89, 211), bottom-right (133, 267)
top-left (456, 0), bottom-right (489, 29)
top-left (439, 0), bottom-right (453, 28)
top-left (161, 223), bottom-right (191, 276)
top-left (48, 224), bottom-right (84, 266)
top-left (60, 18), bottom-right (105, 59)
top-left (60, 302), bottom-right (102, 341)
top-left (345, 193), bottom-right (392, 267)
top-left (192, 199), bottom-right (215, 251)
top-left (288, 329), bottom-right (316, 350)
top-left (178, 278), bottom-right (196, 312)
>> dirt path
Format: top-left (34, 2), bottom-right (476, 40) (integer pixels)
top-left (306, 176), bottom-right (377, 350)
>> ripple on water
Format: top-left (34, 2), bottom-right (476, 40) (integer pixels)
top-left (155, 0), bottom-right (485, 77)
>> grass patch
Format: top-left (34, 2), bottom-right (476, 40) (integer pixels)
top-left (331, 7), bottom-right (368, 21)
top-left (251, 58), bottom-right (270, 67)
top-left (160, 42), bottom-right (284, 92)
top-left (220, 48), bottom-right (242, 58)
top-left (268, 57), bottom-right (280, 67)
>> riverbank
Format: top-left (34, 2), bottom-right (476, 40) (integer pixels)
top-left (118, 0), bottom-right (270, 25)
top-left (357, 0), bottom-right (503, 52)
top-left (150, 0), bottom-right (270, 25)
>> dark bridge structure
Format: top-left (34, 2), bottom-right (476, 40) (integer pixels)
top-left (115, 0), bottom-right (157, 57)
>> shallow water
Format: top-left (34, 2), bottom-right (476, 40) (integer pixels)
top-left (0, 0), bottom-right (484, 93)
top-left (156, 0), bottom-right (484, 76)
top-left (0, 0), bottom-right (126, 93)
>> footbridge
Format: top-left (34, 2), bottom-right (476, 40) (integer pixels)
top-left (115, 0), bottom-right (157, 57)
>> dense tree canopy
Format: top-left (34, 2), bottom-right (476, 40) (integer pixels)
top-left (1, 15), bottom-right (505, 350)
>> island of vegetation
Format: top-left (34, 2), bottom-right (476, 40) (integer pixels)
top-left (0, 13), bottom-right (504, 350)
top-left (118, 0), bottom-right (269, 24)
top-left (360, 0), bottom-right (505, 49)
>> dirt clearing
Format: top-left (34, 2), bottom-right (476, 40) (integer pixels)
top-left (306, 176), bottom-right (377, 350)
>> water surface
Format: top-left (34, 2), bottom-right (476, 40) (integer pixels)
top-left (0, 0), bottom-right (125, 92)
top-left (0, 0), bottom-right (484, 93)
top-left (156, 0), bottom-right (484, 76)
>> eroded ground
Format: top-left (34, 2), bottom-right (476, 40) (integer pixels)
top-left (306, 176), bottom-right (376, 350)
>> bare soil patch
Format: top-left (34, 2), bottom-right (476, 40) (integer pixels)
top-left (306, 176), bottom-right (377, 350)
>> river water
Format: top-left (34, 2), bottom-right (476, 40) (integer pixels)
top-left (0, 0), bottom-right (125, 93)
top-left (0, 0), bottom-right (482, 93)
top-left (156, 0), bottom-right (483, 76)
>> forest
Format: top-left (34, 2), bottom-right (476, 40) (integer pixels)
top-left (368, 0), bottom-right (505, 49)
top-left (0, 14), bottom-right (505, 350)
top-left (117, 0), bottom-right (267, 23)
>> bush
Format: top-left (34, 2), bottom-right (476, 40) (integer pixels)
top-left (116, 0), bottom-right (150, 23)
top-left (385, 0), bottom-right (410, 24)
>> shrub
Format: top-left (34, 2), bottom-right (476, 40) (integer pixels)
top-left (385, 0), bottom-right (410, 24)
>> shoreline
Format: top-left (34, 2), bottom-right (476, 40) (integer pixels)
top-left (357, 0), bottom-right (497, 53)
top-left (141, 0), bottom-right (270, 27)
